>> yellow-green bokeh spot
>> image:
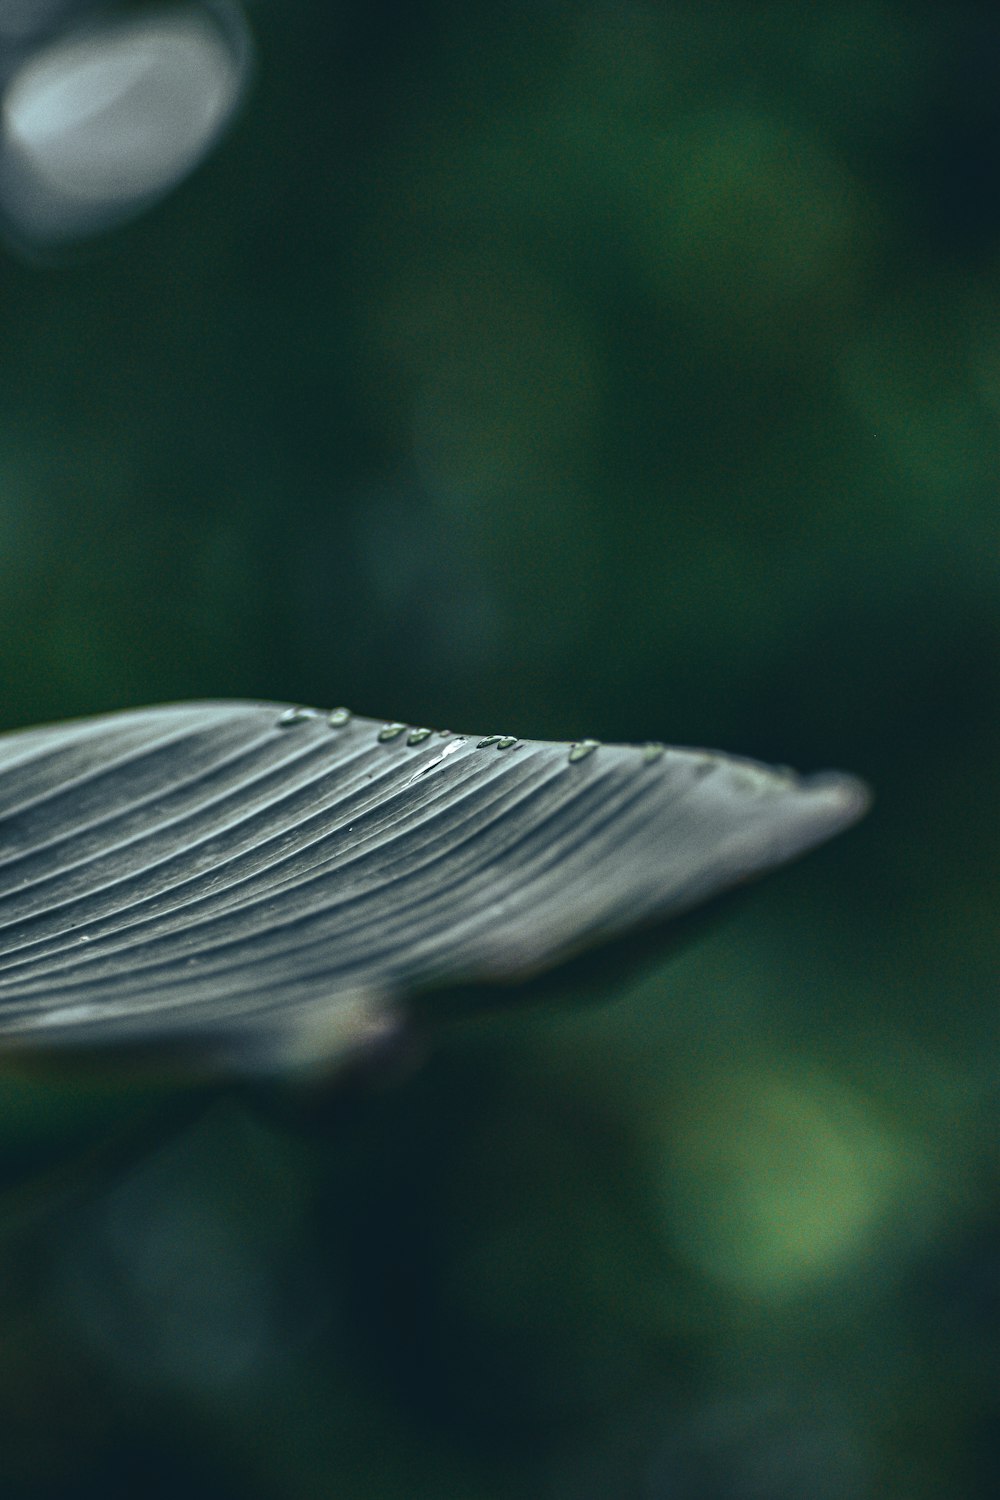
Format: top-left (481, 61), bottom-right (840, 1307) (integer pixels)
top-left (631, 107), bottom-right (873, 347)
top-left (660, 1061), bottom-right (926, 1300)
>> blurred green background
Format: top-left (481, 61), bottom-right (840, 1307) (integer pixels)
top-left (0, 2), bottom-right (997, 1497)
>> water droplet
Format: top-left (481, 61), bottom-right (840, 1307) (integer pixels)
top-left (477, 735), bottom-right (502, 748)
top-left (642, 742), bottom-right (666, 764)
top-left (405, 737), bottom-right (465, 784)
top-left (278, 707), bottom-right (320, 728)
top-left (328, 707), bottom-right (352, 727)
top-left (497, 736), bottom-right (518, 749)
top-left (377, 722), bottom-right (408, 742)
top-left (407, 727), bottom-right (433, 745)
top-left (568, 739), bottom-right (600, 763)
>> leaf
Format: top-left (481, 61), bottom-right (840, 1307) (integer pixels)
top-left (0, 701), bottom-right (869, 1074)
top-left (0, 4), bottom-right (252, 249)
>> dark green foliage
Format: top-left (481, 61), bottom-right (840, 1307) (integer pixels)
top-left (0, 4), bottom-right (995, 1498)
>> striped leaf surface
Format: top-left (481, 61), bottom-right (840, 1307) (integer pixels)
top-left (0, 702), bottom-right (868, 1072)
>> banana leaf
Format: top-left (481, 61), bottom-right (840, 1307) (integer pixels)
top-left (0, 701), bottom-right (869, 1074)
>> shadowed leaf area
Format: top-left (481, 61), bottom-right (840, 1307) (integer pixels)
top-left (0, 700), bottom-right (868, 1072)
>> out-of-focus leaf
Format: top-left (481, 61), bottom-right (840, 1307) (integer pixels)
top-left (0, 2), bottom-right (252, 248)
top-left (0, 701), bottom-right (868, 1073)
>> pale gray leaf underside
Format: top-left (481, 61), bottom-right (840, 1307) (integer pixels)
top-left (0, 702), bottom-right (869, 1072)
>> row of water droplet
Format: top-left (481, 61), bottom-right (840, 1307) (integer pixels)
top-left (277, 706), bottom-right (668, 768)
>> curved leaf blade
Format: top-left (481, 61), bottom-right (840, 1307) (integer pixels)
top-left (0, 702), bottom-right (869, 1071)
